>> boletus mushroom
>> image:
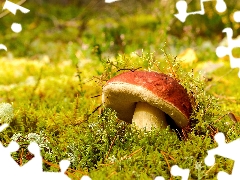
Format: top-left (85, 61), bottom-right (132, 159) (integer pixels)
top-left (102, 71), bottom-right (192, 131)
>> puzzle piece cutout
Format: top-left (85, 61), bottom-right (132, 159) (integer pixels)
top-left (11, 22), bottom-right (22, 33)
top-left (205, 132), bottom-right (240, 179)
top-left (175, 0), bottom-right (226, 22)
top-left (0, 141), bottom-right (20, 179)
top-left (105, 0), bottom-right (120, 3)
top-left (216, 28), bottom-right (240, 78)
top-left (0, 140), bottom-right (71, 180)
top-left (80, 175), bottom-right (92, 180)
top-left (0, 104), bottom-right (91, 180)
top-left (233, 11), bottom-right (240, 23)
top-left (0, 135), bottom-right (93, 180)
top-left (0, 123), bottom-right (9, 132)
top-left (154, 165), bottom-right (190, 180)
top-left (3, 0), bottom-right (30, 15)
top-left (0, 44), bottom-right (7, 51)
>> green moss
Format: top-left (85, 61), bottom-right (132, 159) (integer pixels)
top-left (0, 1), bottom-right (240, 179)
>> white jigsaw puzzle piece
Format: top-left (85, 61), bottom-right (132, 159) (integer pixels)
top-left (205, 132), bottom-right (240, 179)
top-left (216, 28), bottom-right (240, 78)
top-left (233, 11), bottom-right (240, 23)
top-left (154, 176), bottom-right (165, 180)
top-left (154, 165), bottom-right (190, 180)
top-left (0, 44), bottom-right (7, 51)
top-left (3, 0), bottom-right (30, 15)
top-left (80, 175), bottom-right (92, 180)
top-left (0, 140), bottom-right (73, 179)
top-left (105, 0), bottom-right (120, 3)
top-left (175, 0), bottom-right (226, 22)
top-left (21, 142), bottom-right (42, 174)
top-left (0, 141), bottom-right (21, 179)
top-left (215, 0), bottom-right (227, 13)
top-left (11, 23), bottom-right (22, 33)
top-left (171, 165), bottom-right (190, 180)
top-left (0, 123), bottom-right (9, 132)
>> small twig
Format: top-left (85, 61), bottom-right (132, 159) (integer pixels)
top-left (107, 171), bottom-right (117, 179)
top-left (205, 163), bottom-right (216, 175)
top-left (214, 112), bottom-right (228, 123)
top-left (212, 93), bottom-right (238, 103)
top-left (90, 103), bottom-right (102, 115)
top-left (90, 94), bottom-right (101, 98)
top-left (161, 150), bottom-right (173, 179)
top-left (117, 67), bottom-right (142, 72)
top-left (42, 158), bottom-right (86, 175)
top-left (104, 134), bottom-right (118, 161)
top-left (42, 158), bottom-right (60, 169)
top-left (214, 112), bottom-right (240, 123)
top-left (127, 148), bottom-right (142, 158)
top-left (205, 69), bottom-right (233, 91)
top-left (122, 148), bottom-right (142, 160)
top-left (19, 148), bottom-right (24, 166)
top-left (160, 151), bottom-right (171, 171)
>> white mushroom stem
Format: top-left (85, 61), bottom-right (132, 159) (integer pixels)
top-left (132, 102), bottom-right (168, 131)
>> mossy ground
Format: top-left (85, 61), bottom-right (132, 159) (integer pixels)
top-left (0, 1), bottom-right (240, 179)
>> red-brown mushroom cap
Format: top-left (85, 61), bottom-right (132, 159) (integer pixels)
top-left (102, 71), bottom-right (192, 128)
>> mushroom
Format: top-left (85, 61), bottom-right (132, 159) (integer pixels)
top-left (102, 71), bottom-right (192, 131)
